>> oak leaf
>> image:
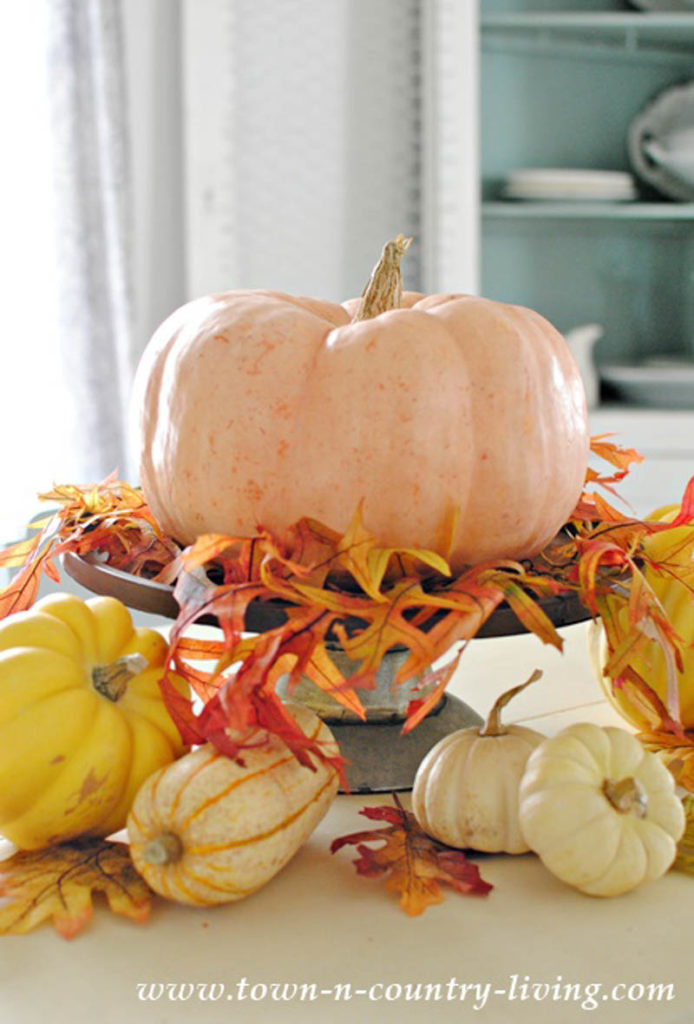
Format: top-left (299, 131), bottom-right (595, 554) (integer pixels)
top-left (0, 516), bottom-right (62, 617)
top-left (333, 501), bottom-right (450, 600)
top-left (0, 838), bottom-right (153, 939)
top-left (639, 729), bottom-right (694, 792)
top-left (330, 794), bottom-right (492, 915)
top-left (585, 436), bottom-right (644, 492)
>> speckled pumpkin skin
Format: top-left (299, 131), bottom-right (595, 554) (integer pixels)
top-left (133, 289), bottom-right (588, 572)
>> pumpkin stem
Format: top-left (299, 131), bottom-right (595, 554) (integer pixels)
top-left (479, 669), bottom-right (543, 737)
top-left (351, 234), bottom-right (413, 322)
top-left (92, 653), bottom-right (149, 702)
top-left (143, 831), bottom-right (184, 865)
top-left (603, 776), bottom-right (648, 818)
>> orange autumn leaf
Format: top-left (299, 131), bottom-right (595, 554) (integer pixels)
top-left (590, 491), bottom-right (638, 524)
top-left (639, 729), bottom-right (694, 793)
top-left (0, 533), bottom-right (44, 569)
top-left (576, 436), bottom-right (645, 513)
top-left (0, 838), bottom-right (153, 939)
top-left (0, 556), bottom-right (49, 619)
top-left (276, 516), bottom-right (344, 589)
top-left (401, 655), bottom-right (464, 733)
top-left (646, 529), bottom-right (694, 594)
top-left (589, 435), bottom-right (644, 479)
top-left (0, 517), bottom-right (62, 618)
top-left (180, 532), bottom-right (245, 571)
top-left (272, 628), bottom-right (366, 720)
top-left (333, 501), bottom-right (450, 600)
top-left (573, 537), bottom-right (634, 616)
top-left (481, 571), bottom-right (563, 651)
top-left (331, 794), bottom-right (492, 915)
top-left (332, 579), bottom-right (450, 690)
top-left (397, 567), bottom-right (507, 683)
top-left (666, 475), bottom-right (694, 527)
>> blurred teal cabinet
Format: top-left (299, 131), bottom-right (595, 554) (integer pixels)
top-left (479, 1), bottom-right (694, 368)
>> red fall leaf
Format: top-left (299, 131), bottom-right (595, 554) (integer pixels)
top-left (331, 794), bottom-right (493, 915)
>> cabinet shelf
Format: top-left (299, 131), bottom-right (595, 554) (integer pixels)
top-left (478, 2), bottom-right (694, 372)
top-left (482, 201), bottom-right (694, 221)
top-left (481, 12), bottom-right (694, 54)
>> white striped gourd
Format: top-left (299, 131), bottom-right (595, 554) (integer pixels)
top-left (127, 704), bottom-right (339, 905)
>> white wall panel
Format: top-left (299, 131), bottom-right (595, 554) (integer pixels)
top-left (421, 0), bottom-right (480, 295)
top-left (183, 0), bottom-right (423, 302)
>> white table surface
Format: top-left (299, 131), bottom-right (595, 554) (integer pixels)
top-left (2, 583), bottom-right (693, 1024)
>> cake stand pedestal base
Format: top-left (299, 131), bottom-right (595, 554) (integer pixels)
top-left (327, 694), bottom-right (481, 793)
top-left (275, 644), bottom-right (483, 793)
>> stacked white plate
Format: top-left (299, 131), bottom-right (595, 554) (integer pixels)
top-left (630, 0), bottom-right (694, 10)
top-left (502, 168), bottom-right (638, 202)
top-left (600, 358), bottom-right (694, 408)
top-left (629, 81), bottom-right (694, 202)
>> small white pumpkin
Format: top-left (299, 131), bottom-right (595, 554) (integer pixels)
top-left (518, 722), bottom-right (685, 897)
top-left (127, 703), bottom-right (340, 906)
top-left (412, 671), bottom-right (545, 853)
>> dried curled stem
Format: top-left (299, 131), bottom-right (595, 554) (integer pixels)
top-left (352, 235), bottom-right (413, 323)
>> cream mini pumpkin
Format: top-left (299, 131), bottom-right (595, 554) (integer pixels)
top-left (132, 237), bottom-right (589, 572)
top-left (127, 703), bottom-right (339, 905)
top-left (412, 672), bottom-right (545, 853)
top-left (518, 722), bottom-right (685, 897)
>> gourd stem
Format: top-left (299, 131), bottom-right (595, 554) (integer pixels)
top-left (603, 776), bottom-right (648, 818)
top-left (143, 831), bottom-right (184, 865)
top-left (351, 235), bottom-right (413, 323)
top-left (479, 669), bottom-right (543, 737)
top-left (92, 653), bottom-right (149, 702)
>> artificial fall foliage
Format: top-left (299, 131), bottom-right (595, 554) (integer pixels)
top-left (0, 440), bottom-right (693, 782)
top-left (0, 477), bottom-right (177, 620)
top-left (330, 794), bottom-right (493, 915)
top-left (640, 730), bottom-right (694, 793)
top-left (0, 838), bottom-right (153, 939)
top-left (0, 441), bottom-right (692, 932)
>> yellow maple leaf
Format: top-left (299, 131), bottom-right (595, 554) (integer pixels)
top-left (0, 838), bottom-right (153, 939)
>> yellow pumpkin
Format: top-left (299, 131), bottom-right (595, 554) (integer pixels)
top-left (127, 703), bottom-right (339, 906)
top-left (0, 593), bottom-right (188, 849)
top-left (588, 502), bottom-right (694, 729)
top-left (133, 237), bottom-right (589, 572)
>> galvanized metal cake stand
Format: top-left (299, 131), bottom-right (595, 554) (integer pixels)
top-left (64, 551), bottom-right (591, 793)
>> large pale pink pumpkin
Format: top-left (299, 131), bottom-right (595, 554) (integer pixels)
top-left (133, 239), bottom-right (588, 572)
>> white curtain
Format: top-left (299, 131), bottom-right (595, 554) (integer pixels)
top-left (0, 0), bottom-right (135, 543)
top-left (48, 0), bottom-right (135, 480)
